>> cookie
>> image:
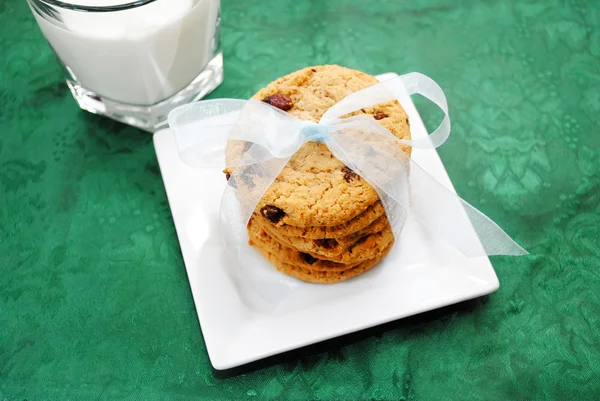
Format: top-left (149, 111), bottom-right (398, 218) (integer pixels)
top-left (253, 237), bottom-right (394, 284)
top-left (248, 217), bottom-right (362, 271)
top-left (226, 65), bottom-right (411, 228)
top-left (259, 214), bottom-right (390, 257)
top-left (248, 215), bottom-right (395, 267)
top-left (303, 226), bottom-right (395, 264)
top-left (256, 201), bottom-right (387, 240)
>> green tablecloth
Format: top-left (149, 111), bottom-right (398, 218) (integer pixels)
top-left (2, 0), bottom-right (599, 399)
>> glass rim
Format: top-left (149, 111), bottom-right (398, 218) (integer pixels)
top-left (29, 0), bottom-right (158, 12)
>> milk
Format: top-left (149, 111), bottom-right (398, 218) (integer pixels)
top-left (32, 0), bottom-right (220, 106)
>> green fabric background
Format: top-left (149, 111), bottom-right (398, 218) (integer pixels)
top-left (1, 0), bottom-right (600, 399)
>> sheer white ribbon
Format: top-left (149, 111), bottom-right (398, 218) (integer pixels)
top-left (168, 73), bottom-right (527, 304)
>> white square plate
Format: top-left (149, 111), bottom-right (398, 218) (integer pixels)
top-left (153, 73), bottom-right (499, 370)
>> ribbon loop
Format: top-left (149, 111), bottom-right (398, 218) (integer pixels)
top-left (400, 72), bottom-right (451, 149)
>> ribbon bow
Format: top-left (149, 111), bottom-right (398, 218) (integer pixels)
top-left (169, 73), bottom-right (526, 305)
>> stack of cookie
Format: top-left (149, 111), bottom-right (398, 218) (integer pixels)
top-left (225, 65), bottom-right (411, 284)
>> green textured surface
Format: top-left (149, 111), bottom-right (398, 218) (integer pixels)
top-left (1, 0), bottom-right (600, 399)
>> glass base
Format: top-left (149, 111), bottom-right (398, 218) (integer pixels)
top-left (66, 52), bottom-right (224, 133)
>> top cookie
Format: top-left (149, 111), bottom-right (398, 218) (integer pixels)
top-left (227, 65), bottom-right (411, 228)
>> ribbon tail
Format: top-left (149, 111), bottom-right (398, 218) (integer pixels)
top-left (219, 153), bottom-right (304, 307)
top-left (217, 115), bottom-right (311, 305)
top-left (169, 98), bottom-right (315, 308)
top-left (407, 158), bottom-right (528, 256)
top-left (325, 123), bottom-right (527, 257)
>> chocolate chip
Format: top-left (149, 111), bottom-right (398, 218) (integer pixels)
top-left (374, 112), bottom-right (389, 120)
top-left (225, 172), bottom-right (231, 181)
top-left (342, 166), bottom-right (360, 183)
top-left (260, 205), bottom-right (286, 224)
top-left (262, 93), bottom-right (293, 111)
top-left (311, 68), bottom-right (317, 72)
top-left (301, 253), bottom-right (318, 264)
top-left (316, 238), bottom-right (338, 249)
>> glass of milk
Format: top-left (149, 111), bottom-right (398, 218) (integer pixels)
top-left (27, 0), bottom-right (223, 132)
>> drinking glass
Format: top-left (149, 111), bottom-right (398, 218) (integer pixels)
top-left (27, 0), bottom-right (223, 132)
